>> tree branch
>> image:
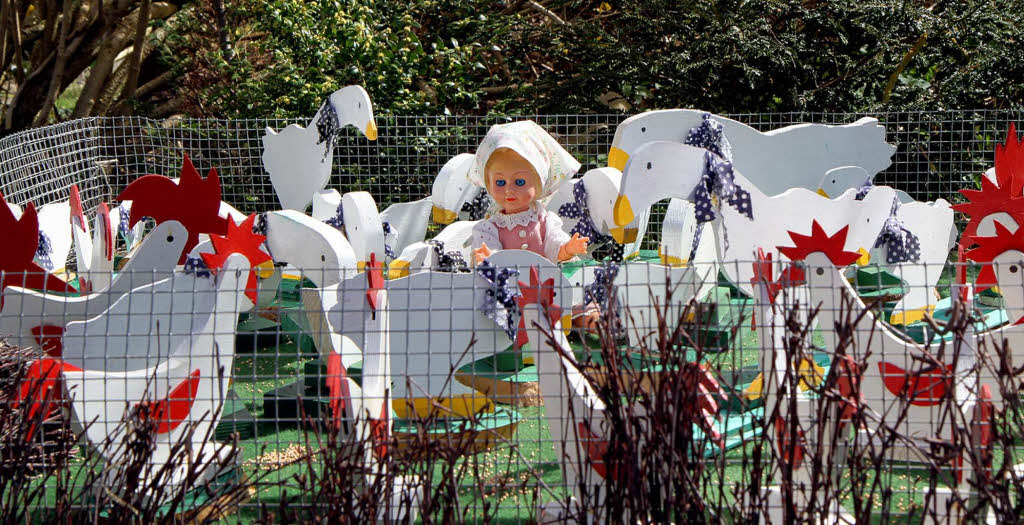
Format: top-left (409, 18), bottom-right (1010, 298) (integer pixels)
top-left (121, 0), bottom-right (151, 99)
top-left (33, 0), bottom-right (76, 127)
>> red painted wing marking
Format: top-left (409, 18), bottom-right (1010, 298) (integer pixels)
top-left (878, 361), bottom-right (953, 407)
top-left (135, 369), bottom-right (201, 434)
top-left (31, 324), bottom-right (64, 357)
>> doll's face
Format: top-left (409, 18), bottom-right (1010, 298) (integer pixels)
top-left (486, 149), bottom-right (540, 214)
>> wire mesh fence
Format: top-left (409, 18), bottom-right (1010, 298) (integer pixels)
top-left (1, 111), bottom-right (1023, 522)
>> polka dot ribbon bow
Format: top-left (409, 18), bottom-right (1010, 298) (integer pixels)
top-left (557, 182), bottom-right (622, 261)
top-left (315, 98), bottom-right (341, 161)
top-left (476, 260), bottom-right (521, 339)
top-left (428, 239), bottom-right (468, 273)
top-left (874, 197), bottom-right (921, 264)
top-left (684, 113), bottom-right (750, 258)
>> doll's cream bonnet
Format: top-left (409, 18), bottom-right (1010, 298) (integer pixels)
top-left (468, 120), bottom-right (581, 203)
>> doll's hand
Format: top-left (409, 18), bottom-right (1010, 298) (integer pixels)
top-left (558, 233), bottom-right (589, 262)
top-left (474, 243), bottom-right (493, 264)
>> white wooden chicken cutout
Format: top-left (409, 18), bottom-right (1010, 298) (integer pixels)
top-left (609, 109), bottom-right (896, 197)
top-left (57, 252), bottom-right (252, 496)
top-left (613, 141), bottom-right (893, 298)
top-left (262, 85), bottom-right (378, 211)
top-left (431, 152), bottom-right (477, 224)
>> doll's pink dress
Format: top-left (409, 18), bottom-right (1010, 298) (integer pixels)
top-left (472, 205), bottom-right (571, 263)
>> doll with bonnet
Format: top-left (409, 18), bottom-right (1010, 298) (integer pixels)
top-left (470, 120), bottom-right (589, 264)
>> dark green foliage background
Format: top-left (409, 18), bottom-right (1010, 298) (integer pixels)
top-left (168, 0), bottom-right (1023, 119)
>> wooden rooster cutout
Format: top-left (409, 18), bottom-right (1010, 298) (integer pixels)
top-left (117, 154), bottom-right (227, 263)
top-left (955, 124), bottom-right (1024, 247)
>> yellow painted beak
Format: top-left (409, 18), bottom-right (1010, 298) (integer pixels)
top-left (561, 313), bottom-right (573, 336)
top-left (856, 248), bottom-right (871, 266)
top-left (608, 146), bottom-right (629, 171)
top-left (364, 120), bottom-right (378, 141)
top-left (610, 226), bottom-right (638, 244)
top-left (613, 195), bottom-right (635, 227)
top-left (388, 259), bottom-right (410, 279)
top-left (357, 260), bottom-right (367, 272)
top-left (432, 205), bottom-right (458, 225)
top-left (816, 188), bottom-right (830, 198)
top-left (256, 260), bottom-right (276, 279)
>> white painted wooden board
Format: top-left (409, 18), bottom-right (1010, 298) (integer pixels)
top-left (610, 109), bottom-right (895, 196)
top-left (264, 209), bottom-right (358, 288)
top-left (342, 191), bottom-right (385, 267)
top-left (380, 197), bottom-right (433, 254)
top-left (35, 201), bottom-right (72, 274)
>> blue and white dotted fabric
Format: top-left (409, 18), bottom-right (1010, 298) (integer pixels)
top-left (476, 260), bottom-right (521, 339)
top-left (315, 99), bottom-right (341, 161)
top-left (557, 182), bottom-right (622, 261)
top-left (874, 197), bottom-right (921, 264)
top-left (183, 255), bottom-right (212, 278)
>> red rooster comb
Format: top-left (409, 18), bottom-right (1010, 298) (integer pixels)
top-left (953, 124), bottom-right (1024, 245)
top-left (0, 194), bottom-right (76, 300)
top-left (514, 266), bottom-right (562, 350)
top-left (777, 220), bottom-right (861, 266)
top-left (199, 214), bottom-right (271, 303)
top-left (69, 184), bottom-right (88, 233)
top-left (365, 252), bottom-right (385, 310)
top-left (964, 220), bottom-right (1024, 289)
top-left (118, 154), bottom-right (227, 264)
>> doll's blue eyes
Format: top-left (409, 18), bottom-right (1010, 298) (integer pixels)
top-left (515, 178), bottom-right (526, 186)
top-left (495, 180), bottom-right (506, 187)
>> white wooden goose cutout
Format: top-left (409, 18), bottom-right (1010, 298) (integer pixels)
top-left (880, 199), bottom-right (955, 326)
top-left (34, 201), bottom-right (72, 274)
top-left (546, 167), bottom-right (651, 258)
top-left (613, 141), bottom-right (894, 298)
top-left (262, 85), bottom-right (378, 211)
top-left (0, 221), bottom-right (188, 354)
top-left (609, 110), bottom-right (895, 196)
top-left (389, 220), bottom-right (477, 279)
top-left (56, 253), bottom-right (251, 494)
top-left (313, 189), bottom-right (431, 258)
top-left (264, 209), bottom-right (359, 288)
top-left (431, 153), bottom-right (477, 224)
